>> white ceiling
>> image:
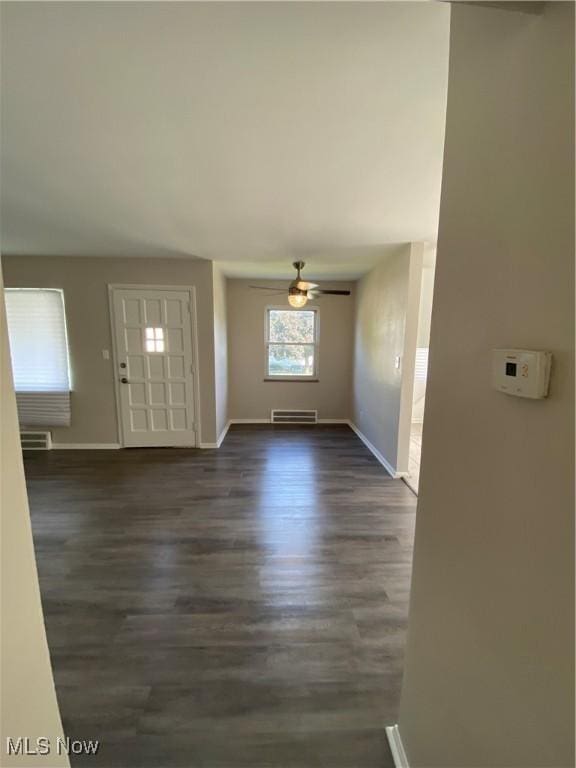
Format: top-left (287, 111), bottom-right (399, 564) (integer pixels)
top-left (1, 2), bottom-right (449, 279)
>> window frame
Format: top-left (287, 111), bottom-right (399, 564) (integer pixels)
top-left (264, 306), bottom-right (320, 381)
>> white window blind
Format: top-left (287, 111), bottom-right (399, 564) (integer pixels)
top-left (414, 347), bottom-right (429, 382)
top-left (5, 288), bottom-right (71, 427)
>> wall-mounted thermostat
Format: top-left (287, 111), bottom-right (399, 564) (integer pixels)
top-left (492, 349), bottom-right (551, 399)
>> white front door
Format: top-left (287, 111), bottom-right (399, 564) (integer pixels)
top-left (111, 287), bottom-right (197, 447)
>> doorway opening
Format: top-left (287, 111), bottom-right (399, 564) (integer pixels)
top-left (405, 250), bottom-right (436, 494)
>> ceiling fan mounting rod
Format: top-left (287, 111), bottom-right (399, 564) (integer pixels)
top-left (292, 260), bottom-right (305, 277)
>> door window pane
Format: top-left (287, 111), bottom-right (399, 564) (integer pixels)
top-left (145, 327), bottom-right (165, 352)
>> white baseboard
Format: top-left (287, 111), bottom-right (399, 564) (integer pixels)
top-left (348, 422), bottom-right (407, 479)
top-left (200, 419), bottom-right (264, 448)
top-left (228, 418), bottom-right (271, 424)
top-left (317, 418), bottom-right (350, 424)
top-left (386, 725), bottom-right (409, 768)
top-left (51, 443), bottom-right (121, 449)
top-left (198, 421), bottom-right (231, 449)
top-left (228, 418), bottom-right (350, 425)
top-left (216, 420), bottom-right (231, 447)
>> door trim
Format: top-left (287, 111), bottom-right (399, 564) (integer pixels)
top-left (108, 284), bottom-right (202, 448)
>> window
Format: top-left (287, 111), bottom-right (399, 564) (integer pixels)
top-left (5, 288), bottom-right (71, 426)
top-left (266, 308), bottom-right (318, 378)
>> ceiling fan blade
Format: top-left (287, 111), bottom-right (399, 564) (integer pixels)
top-left (249, 286), bottom-right (286, 292)
top-left (315, 289), bottom-right (351, 296)
top-left (294, 280), bottom-right (319, 291)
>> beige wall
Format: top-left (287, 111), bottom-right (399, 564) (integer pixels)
top-left (212, 263), bottom-right (228, 441)
top-left (227, 279), bottom-right (354, 421)
top-left (0, 269), bottom-right (69, 767)
top-left (1, 255), bottom-right (220, 445)
top-left (352, 243), bottom-right (423, 474)
top-left (398, 3), bottom-right (575, 766)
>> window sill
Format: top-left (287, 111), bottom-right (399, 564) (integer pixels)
top-left (263, 377), bottom-right (319, 383)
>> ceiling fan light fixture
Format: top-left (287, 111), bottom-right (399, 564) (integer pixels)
top-left (251, 261), bottom-right (350, 306)
top-left (288, 290), bottom-right (308, 308)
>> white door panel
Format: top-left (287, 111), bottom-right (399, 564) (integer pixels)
top-left (111, 288), bottom-right (197, 447)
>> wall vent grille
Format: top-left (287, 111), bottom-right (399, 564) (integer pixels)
top-left (20, 431), bottom-right (52, 451)
top-left (271, 409), bottom-right (318, 424)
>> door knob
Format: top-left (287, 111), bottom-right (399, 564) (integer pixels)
top-left (121, 377), bottom-right (128, 384)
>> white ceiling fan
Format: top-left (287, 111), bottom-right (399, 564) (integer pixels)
top-left (250, 261), bottom-right (351, 308)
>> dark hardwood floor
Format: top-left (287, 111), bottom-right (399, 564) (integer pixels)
top-left (24, 425), bottom-right (417, 767)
